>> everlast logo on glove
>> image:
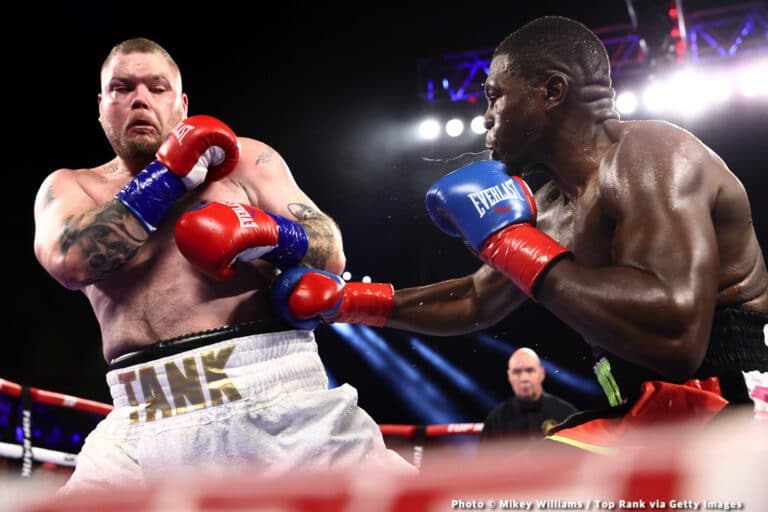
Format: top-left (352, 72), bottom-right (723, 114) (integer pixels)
top-left (468, 179), bottom-right (525, 218)
top-left (116, 345), bottom-right (243, 423)
top-left (226, 202), bottom-right (259, 229)
top-left (171, 122), bottom-right (195, 144)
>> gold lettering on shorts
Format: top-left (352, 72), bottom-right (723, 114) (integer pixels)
top-left (165, 356), bottom-right (205, 415)
top-left (117, 371), bottom-right (140, 423)
top-left (117, 343), bottom-right (244, 423)
top-left (139, 367), bottom-right (172, 422)
top-left (201, 345), bottom-right (242, 405)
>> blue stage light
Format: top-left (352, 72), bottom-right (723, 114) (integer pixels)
top-left (331, 324), bottom-right (464, 423)
top-left (472, 333), bottom-right (602, 397)
top-left (408, 336), bottom-right (498, 410)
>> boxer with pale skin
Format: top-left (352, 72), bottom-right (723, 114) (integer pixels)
top-left (34, 38), bottom-right (412, 493)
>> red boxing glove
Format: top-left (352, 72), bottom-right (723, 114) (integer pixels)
top-left (271, 268), bottom-right (394, 329)
top-left (157, 115), bottom-right (241, 187)
top-left (175, 202), bottom-right (308, 280)
top-left (479, 224), bottom-right (570, 298)
top-left (116, 115), bottom-right (241, 232)
top-left (425, 160), bottom-right (570, 299)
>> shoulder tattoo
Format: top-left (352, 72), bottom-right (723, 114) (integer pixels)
top-left (44, 185), bottom-right (55, 206)
top-left (255, 151), bottom-right (274, 166)
top-left (288, 203), bottom-right (320, 221)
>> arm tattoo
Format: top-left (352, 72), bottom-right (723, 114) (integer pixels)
top-left (288, 203), bottom-right (337, 269)
top-left (59, 202), bottom-right (147, 284)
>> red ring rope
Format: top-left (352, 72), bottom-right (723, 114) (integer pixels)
top-left (1, 377), bottom-right (484, 439)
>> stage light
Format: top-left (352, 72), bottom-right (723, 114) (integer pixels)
top-left (737, 62), bottom-right (768, 97)
top-left (445, 118), bottom-right (464, 137)
top-left (702, 75), bottom-right (734, 105)
top-left (642, 82), bottom-right (669, 112)
top-left (470, 116), bottom-right (486, 134)
top-left (361, 275), bottom-right (372, 283)
top-left (326, 370), bottom-right (338, 389)
top-left (616, 91), bottom-right (639, 115)
top-left (419, 60), bottom-right (765, 139)
top-left (342, 271), bottom-right (352, 281)
top-left (471, 333), bottom-right (602, 397)
top-left (409, 337), bottom-right (498, 410)
top-left (667, 70), bottom-right (709, 116)
top-left (418, 119), bottom-right (441, 140)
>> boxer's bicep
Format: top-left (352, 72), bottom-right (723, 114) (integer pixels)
top-left (606, 137), bottom-right (719, 354)
top-left (534, 135), bottom-right (719, 377)
top-left (34, 171), bottom-right (95, 281)
top-left (610, 145), bottom-right (718, 300)
top-left (236, 138), bottom-right (345, 273)
top-left (34, 170), bottom-right (147, 289)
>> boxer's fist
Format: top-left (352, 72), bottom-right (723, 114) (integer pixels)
top-left (425, 160), bottom-right (570, 298)
top-left (425, 160), bottom-right (536, 252)
top-left (175, 202), bottom-right (308, 280)
top-left (157, 115), bottom-right (241, 188)
top-left (271, 268), bottom-right (346, 330)
top-left (116, 115), bottom-right (240, 233)
top-left (271, 268), bottom-right (394, 330)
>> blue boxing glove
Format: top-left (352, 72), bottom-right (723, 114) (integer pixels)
top-left (425, 160), bottom-right (536, 250)
top-left (425, 161), bottom-right (570, 298)
top-left (175, 202), bottom-right (308, 280)
top-left (116, 115), bottom-right (240, 232)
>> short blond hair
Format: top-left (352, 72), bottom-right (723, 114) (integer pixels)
top-left (101, 37), bottom-right (179, 75)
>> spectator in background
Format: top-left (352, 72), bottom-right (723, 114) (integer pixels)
top-left (480, 348), bottom-right (577, 441)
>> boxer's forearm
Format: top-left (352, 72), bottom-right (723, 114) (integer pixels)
top-left (298, 214), bottom-right (345, 275)
top-left (56, 201), bottom-right (149, 287)
top-left (537, 259), bottom-right (715, 380)
top-left (389, 278), bottom-right (482, 334)
top-left (388, 273), bottom-right (527, 335)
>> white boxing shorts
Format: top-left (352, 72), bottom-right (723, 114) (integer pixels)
top-left (60, 326), bottom-right (414, 494)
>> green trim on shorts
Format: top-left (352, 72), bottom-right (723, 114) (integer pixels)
top-left (593, 357), bottom-right (624, 407)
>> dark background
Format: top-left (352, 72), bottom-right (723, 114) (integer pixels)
top-left (6, 1), bottom-right (767, 425)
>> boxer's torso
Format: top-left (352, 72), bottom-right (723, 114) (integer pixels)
top-left (71, 160), bottom-right (279, 361)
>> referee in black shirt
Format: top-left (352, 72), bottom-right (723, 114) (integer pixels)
top-left (481, 348), bottom-right (577, 441)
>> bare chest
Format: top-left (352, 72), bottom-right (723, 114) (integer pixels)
top-left (80, 176), bottom-right (273, 354)
top-left (536, 189), bottom-right (614, 267)
top-left (80, 176), bottom-right (253, 273)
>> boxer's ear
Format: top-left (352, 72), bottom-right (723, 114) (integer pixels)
top-left (542, 72), bottom-right (569, 111)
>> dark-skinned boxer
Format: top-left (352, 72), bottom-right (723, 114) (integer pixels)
top-left (268, 17), bottom-right (768, 453)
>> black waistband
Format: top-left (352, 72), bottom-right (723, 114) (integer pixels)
top-left (696, 307), bottom-right (768, 376)
top-left (108, 320), bottom-right (292, 371)
top-left (595, 307), bottom-right (767, 404)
